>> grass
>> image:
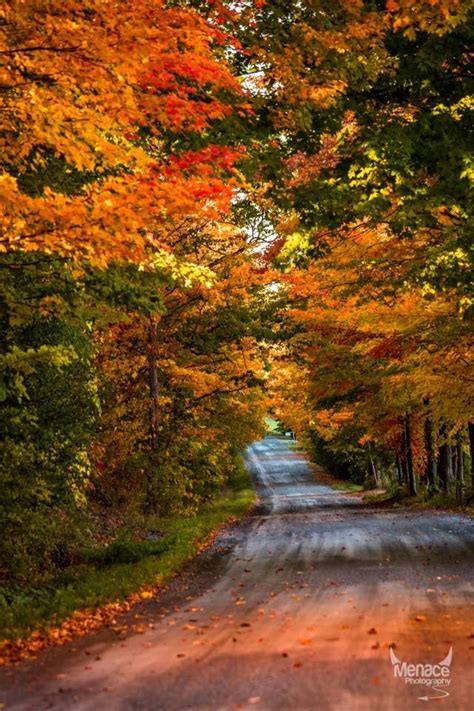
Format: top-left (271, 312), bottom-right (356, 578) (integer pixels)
top-left (0, 459), bottom-right (255, 643)
top-left (362, 487), bottom-right (474, 512)
top-left (363, 490), bottom-right (399, 506)
top-left (331, 482), bottom-right (364, 493)
top-left (287, 440), bottom-right (304, 452)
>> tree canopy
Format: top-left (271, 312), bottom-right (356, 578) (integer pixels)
top-left (0, 0), bottom-right (472, 587)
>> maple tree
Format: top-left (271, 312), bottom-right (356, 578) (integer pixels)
top-left (1, 0), bottom-right (247, 264)
top-left (0, 0), bottom-right (265, 585)
top-left (91, 218), bottom-right (267, 514)
top-left (256, 0), bottom-right (473, 498)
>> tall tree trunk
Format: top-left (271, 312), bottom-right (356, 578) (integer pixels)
top-left (148, 318), bottom-right (159, 453)
top-left (438, 441), bottom-right (453, 495)
top-left (399, 418), bottom-right (409, 487)
top-left (452, 444), bottom-right (458, 485)
top-left (404, 414), bottom-right (416, 496)
top-left (424, 417), bottom-right (437, 494)
top-left (395, 451), bottom-right (404, 487)
top-left (367, 444), bottom-right (380, 488)
top-left (468, 422), bottom-right (474, 486)
top-left (455, 438), bottom-right (465, 504)
top-left (438, 442), bottom-right (447, 493)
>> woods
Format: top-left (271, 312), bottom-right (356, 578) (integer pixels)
top-left (255, 0), bottom-right (474, 500)
top-left (0, 0), bottom-right (473, 633)
top-left (0, 0), bottom-right (267, 591)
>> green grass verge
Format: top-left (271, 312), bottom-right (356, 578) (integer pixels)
top-left (362, 486), bottom-right (474, 511)
top-left (0, 459), bottom-right (255, 643)
top-left (362, 491), bottom-right (397, 505)
top-left (287, 441), bottom-right (304, 452)
top-left (331, 482), bottom-right (364, 493)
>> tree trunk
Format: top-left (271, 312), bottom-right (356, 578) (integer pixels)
top-left (368, 446), bottom-right (380, 489)
top-left (395, 452), bottom-right (404, 486)
top-left (455, 439), bottom-right (465, 504)
top-left (424, 417), bottom-right (437, 493)
top-left (148, 318), bottom-right (159, 453)
top-left (438, 441), bottom-right (453, 495)
top-left (468, 422), bottom-right (474, 485)
top-left (399, 418), bottom-right (409, 488)
top-left (404, 414), bottom-right (417, 496)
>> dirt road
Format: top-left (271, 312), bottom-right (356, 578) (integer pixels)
top-left (2, 437), bottom-right (473, 710)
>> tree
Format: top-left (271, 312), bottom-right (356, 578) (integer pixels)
top-left (0, 0), bottom-right (265, 585)
top-left (256, 1), bottom-right (473, 496)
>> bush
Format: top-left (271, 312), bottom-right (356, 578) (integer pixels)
top-left (0, 507), bottom-right (89, 587)
top-left (82, 537), bottom-right (172, 567)
top-left (0, 255), bottom-right (98, 586)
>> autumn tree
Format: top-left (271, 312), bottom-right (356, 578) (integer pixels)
top-left (0, 0), bottom-right (265, 584)
top-left (248, 0), bottom-right (474, 496)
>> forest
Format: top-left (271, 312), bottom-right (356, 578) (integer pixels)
top-left (0, 0), bottom-right (472, 647)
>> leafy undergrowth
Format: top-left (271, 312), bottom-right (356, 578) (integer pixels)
top-left (363, 488), bottom-right (474, 513)
top-left (362, 491), bottom-right (401, 507)
top-left (331, 482), bottom-right (364, 493)
top-left (306, 460), bottom-right (364, 493)
top-left (0, 463), bottom-right (254, 665)
top-left (286, 440), bottom-right (305, 452)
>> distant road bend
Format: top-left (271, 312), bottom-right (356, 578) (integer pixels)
top-left (2, 436), bottom-right (474, 710)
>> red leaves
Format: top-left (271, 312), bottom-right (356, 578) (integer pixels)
top-left (286, 135), bottom-right (340, 187)
top-left (2, 0), bottom-right (248, 267)
top-left (167, 145), bottom-right (245, 175)
top-left (0, 585), bottom-right (164, 666)
top-left (367, 338), bottom-right (402, 360)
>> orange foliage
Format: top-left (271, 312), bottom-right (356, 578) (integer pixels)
top-left (0, 0), bottom-right (247, 266)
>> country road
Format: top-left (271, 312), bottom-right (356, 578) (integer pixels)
top-left (2, 436), bottom-right (474, 710)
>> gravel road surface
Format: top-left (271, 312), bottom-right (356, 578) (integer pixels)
top-left (2, 436), bottom-right (473, 710)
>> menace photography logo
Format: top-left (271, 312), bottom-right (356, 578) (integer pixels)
top-left (389, 646), bottom-right (453, 702)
